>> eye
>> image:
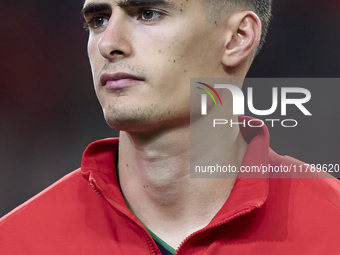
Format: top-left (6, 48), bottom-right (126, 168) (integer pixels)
top-left (85, 16), bottom-right (109, 30)
top-left (140, 10), bottom-right (163, 21)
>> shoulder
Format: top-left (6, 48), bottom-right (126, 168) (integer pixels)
top-left (0, 169), bottom-right (104, 251)
top-left (268, 149), bottom-right (340, 214)
top-left (0, 169), bottom-right (90, 225)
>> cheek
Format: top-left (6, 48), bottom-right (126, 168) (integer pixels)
top-left (144, 25), bottom-right (214, 76)
top-left (87, 34), bottom-right (95, 60)
top-left (87, 34), bottom-right (102, 75)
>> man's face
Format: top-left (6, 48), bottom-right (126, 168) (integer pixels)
top-left (84, 0), bottom-right (225, 132)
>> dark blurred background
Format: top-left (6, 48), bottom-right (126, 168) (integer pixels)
top-left (1, 0), bottom-right (339, 217)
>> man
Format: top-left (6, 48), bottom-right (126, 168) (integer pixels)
top-left (1, 0), bottom-right (339, 254)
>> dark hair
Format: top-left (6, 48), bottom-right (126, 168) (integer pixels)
top-left (201, 0), bottom-right (273, 55)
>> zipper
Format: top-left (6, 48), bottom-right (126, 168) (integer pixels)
top-left (174, 206), bottom-right (258, 255)
top-left (139, 225), bottom-right (160, 255)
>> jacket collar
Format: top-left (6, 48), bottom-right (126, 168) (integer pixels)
top-left (80, 116), bottom-right (270, 223)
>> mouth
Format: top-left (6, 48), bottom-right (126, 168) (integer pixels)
top-left (100, 72), bottom-right (145, 89)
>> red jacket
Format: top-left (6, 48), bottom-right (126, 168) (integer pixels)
top-left (1, 120), bottom-right (340, 254)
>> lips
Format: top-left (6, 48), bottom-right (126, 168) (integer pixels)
top-left (100, 72), bottom-right (145, 89)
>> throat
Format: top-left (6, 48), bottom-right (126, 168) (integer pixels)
top-left (116, 127), bottom-right (247, 250)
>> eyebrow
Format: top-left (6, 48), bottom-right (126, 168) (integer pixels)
top-left (81, 0), bottom-right (175, 19)
top-left (81, 3), bottom-right (112, 17)
top-left (116, 0), bottom-right (174, 8)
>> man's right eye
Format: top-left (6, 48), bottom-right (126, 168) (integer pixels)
top-left (84, 17), bottom-right (109, 31)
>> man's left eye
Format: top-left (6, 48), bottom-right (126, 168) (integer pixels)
top-left (141, 10), bottom-right (162, 21)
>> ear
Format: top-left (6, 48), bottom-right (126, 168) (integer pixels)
top-left (222, 11), bottom-right (261, 67)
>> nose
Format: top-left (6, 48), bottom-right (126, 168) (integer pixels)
top-left (98, 13), bottom-right (132, 61)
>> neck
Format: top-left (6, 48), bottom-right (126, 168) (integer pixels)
top-left (118, 115), bottom-right (247, 249)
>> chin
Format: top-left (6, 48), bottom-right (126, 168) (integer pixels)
top-left (102, 104), bottom-right (187, 132)
top-left (104, 113), bottom-right (162, 133)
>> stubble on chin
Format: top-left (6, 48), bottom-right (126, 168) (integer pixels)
top-left (103, 103), bottom-right (173, 131)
